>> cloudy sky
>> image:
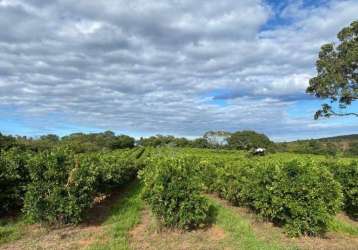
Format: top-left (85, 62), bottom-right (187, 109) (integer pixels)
top-left (0, 0), bottom-right (357, 141)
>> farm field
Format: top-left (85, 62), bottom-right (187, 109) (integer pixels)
top-left (1, 147), bottom-right (357, 250)
top-left (1, 1), bottom-right (357, 249)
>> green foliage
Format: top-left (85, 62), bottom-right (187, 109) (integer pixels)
top-left (0, 148), bottom-right (29, 215)
top-left (250, 160), bottom-right (342, 236)
top-left (0, 133), bottom-right (17, 150)
top-left (214, 158), bottom-right (343, 236)
top-left (191, 138), bottom-right (210, 148)
top-left (23, 149), bottom-right (140, 225)
top-left (277, 139), bottom-right (342, 156)
top-left (61, 131), bottom-right (135, 153)
top-left (196, 159), bottom-right (222, 193)
top-left (347, 141), bottom-right (358, 156)
top-left (92, 150), bottom-right (139, 192)
top-left (307, 20), bottom-right (358, 119)
top-left (328, 161), bottom-right (358, 219)
top-left (140, 156), bottom-right (212, 229)
top-left (227, 130), bottom-right (274, 151)
top-left (109, 135), bottom-right (135, 150)
top-left (23, 149), bottom-right (95, 224)
top-left (215, 162), bottom-right (254, 206)
top-left (137, 135), bottom-right (191, 148)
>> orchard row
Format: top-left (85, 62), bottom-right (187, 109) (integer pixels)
top-left (1, 147), bottom-right (357, 236)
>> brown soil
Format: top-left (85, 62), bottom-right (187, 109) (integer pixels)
top-left (0, 224), bottom-right (103, 250)
top-left (129, 209), bottom-right (228, 250)
top-left (209, 194), bottom-right (358, 250)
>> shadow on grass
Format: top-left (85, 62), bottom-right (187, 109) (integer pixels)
top-left (87, 180), bottom-right (144, 250)
top-left (206, 204), bottom-right (219, 226)
top-left (0, 216), bottom-right (26, 246)
top-left (83, 179), bottom-right (142, 227)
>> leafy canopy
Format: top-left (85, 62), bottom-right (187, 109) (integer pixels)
top-left (227, 130), bottom-right (273, 150)
top-left (307, 20), bottom-right (358, 119)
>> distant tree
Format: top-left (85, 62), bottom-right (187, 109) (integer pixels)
top-left (191, 138), bottom-right (210, 148)
top-left (110, 135), bottom-right (135, 149)
top-left (307, 20), bottom-right (358, 119)
top-left (40, 134), bottom-right (60, 142)
top-left (61, 131), bottom-right (134, 152)
top-left (137, 135), bottom-right (190, 148)
top-left (138, 135), bottom-right (175, 147)
top-left (173, 137), bottom-right (190, 147)
top-left (0, 132), bottom-right (17, 149)
top-left (103, 130), bottom-right (115, 137)
top-left (325, 142), bottom-right (338, 156)
top-left (227, 130), bottom-right (273, 150)
top-left (347, 141), bottom-right (358, 155)
top-left (307, 140), bottom-right (326, 155)
top-left (276, 142), bottom-right (288, 152)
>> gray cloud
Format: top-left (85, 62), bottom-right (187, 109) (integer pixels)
top-left (0, 0), bottom-right (357, 139)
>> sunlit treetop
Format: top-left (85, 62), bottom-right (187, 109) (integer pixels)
top-left (307, 20), bottom-right (358, 119)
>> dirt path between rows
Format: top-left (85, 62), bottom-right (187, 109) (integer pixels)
top-left (129, 208), bottom-right (228, 250)
top-left (208, 194), bottom-right (358, 250)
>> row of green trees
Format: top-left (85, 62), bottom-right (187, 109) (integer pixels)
top-left (209, 159), bottom-right (343, 236)
top-left (0, 131), bottom-right (135, 153)
top-left (140, 156), bottom-right (212, 229)
top-left (0, 147), bottom-right (144, 223)
top-left (0, 148), bottom-right (29, 214)
top-left (137, 130), bottom-right (275, 150)
top-left (202, 157), bottom-right (358, 236)
top-left (5, 129), bottom-right (358, 158)
top-left (139, 150), bottom-right (358, 236)
top-left (277, 139), bottom-right (358, 156)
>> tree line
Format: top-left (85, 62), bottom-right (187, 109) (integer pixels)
top-left (2, 130), bottom-right (358, 156)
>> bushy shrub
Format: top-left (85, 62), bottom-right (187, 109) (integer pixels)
top-left (140, 156), bottom-right (212, 229)
top-left (94, 150), bottom-right (138, 192)
top-left (197, 159), bottom-right (223, 193)
top-left (23, 149), bottom-right (97, 224)
top-left (214, 158), bottom-right (343, 236)
top-left (23, 149), bottom-right (141, 225)
top-left (215, 162), bottom-right (254, 206)
top-left (328, 161), bottom-right (358, 219)
top-left (248, 160), bottom-right (342, 236)
top-left (0, 148), bottom-right (29, 214)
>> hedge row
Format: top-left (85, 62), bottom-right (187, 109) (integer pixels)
top-left (24, 148), bottom-right (144, 224)
top-left (140, 156), bottom-right (212, 229)
top-left (202, 158), bottom-right (343, 236)
top-left (0, 148), bottom-right (30, 215)
top-left (325, 160), bottom-right (358, 220)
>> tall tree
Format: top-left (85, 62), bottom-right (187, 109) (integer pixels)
top-left (306, 20), bottom-right (358, 119)
top-left (227, 130), bottom-right (273, 150)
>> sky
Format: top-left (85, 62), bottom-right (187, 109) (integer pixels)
top-left (0, 0), bottom-right (357, 141)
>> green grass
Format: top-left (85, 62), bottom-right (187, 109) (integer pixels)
top-left (89, 181), bottom-right (298, 250)
top-left (89, 181), bottom-right (144, 250)
top-left (328, 217), bottom-right (358, 236)
top-left (208, 197), bottom-right (298, 250)
top-left (0, 216), bottom-right (26, 246)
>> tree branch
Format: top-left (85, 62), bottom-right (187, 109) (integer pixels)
top-left (329, 109), bottom-right (358, 117)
